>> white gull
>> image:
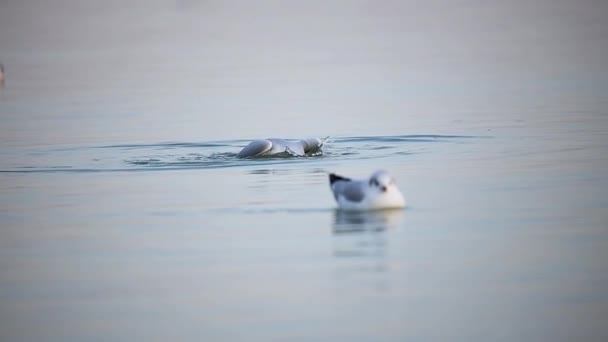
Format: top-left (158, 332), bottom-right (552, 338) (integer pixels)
top-left (329, 170), bottom-right (406, 211)
top-left (237, 138), bottom-right (323, 158)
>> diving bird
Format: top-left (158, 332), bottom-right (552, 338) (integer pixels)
top-left (237, 138), bottom-right (323, 158)
top-left (329, 170), bottom-right (406, 211)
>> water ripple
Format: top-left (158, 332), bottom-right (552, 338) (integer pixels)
top-left (0, 134), bottom-right (487, 173)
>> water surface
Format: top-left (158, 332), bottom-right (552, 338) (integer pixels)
top-left (1, 1), bottom-right (608, 341)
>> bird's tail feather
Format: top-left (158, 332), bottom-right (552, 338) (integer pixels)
top-left (329, 173), bottom-right (351, 185)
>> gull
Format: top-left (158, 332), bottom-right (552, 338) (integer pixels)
top-left (237, 138), bottom-right (323, 158)
top-left (329, 170), bottom-right (406, 211)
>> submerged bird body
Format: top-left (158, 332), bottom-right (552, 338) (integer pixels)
top-left (329, 170), bottom-right (406, 211)
top-left (237, 138), bottom-right (323, 158)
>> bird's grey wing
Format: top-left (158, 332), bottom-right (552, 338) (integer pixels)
top-left (284, 140), bottom-right (305, 155)
top-left (237, 139), bottom-right (273, 158)
top-left (333, 181), bottom-right (366, 202)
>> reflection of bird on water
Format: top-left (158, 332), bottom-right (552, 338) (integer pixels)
top-left (0, 63), bottom-right (5, 83)
top-left (237, 137), bottom-right (324, 158)
top-left (332, 209), bottom-right (404, 234)
top-left (331, 210), bottom-right (404, 281)
top-left (329, 170), bottom-right (406, 211)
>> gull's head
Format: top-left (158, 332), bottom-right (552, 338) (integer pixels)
top-left (301, 137), bottom-right (322, 153)
top-left (369, 170), bottom-right (398, 193)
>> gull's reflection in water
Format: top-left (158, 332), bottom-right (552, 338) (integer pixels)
top-left (333, 209), bottom-right (404, 235)
top-left (332, 209), bottom-right (405, 291)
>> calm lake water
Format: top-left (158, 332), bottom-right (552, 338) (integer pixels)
top-left (1, 1), bottom-right (608, 341)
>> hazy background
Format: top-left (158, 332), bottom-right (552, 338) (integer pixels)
top-left (2, 0), bottom-right (606, 145)
top-left (1, 1), bottom-right (608, 341)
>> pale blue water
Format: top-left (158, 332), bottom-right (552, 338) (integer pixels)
top-left (1, 1), bottom-right (608, 341)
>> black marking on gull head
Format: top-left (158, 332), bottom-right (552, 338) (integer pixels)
top-left (329, 173), bottom-right (351, 185)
